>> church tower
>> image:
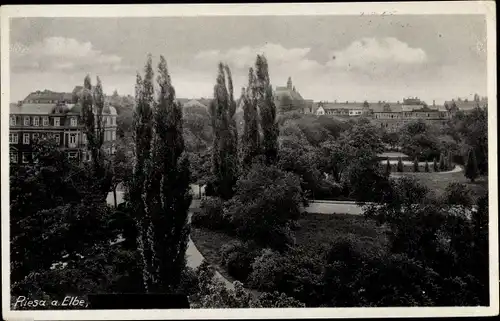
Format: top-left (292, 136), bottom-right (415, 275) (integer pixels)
top-left (287, 77), bottom-right (292, 90)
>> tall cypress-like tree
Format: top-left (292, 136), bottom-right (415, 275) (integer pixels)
top-left (142, 55), bottom-right (192, 292)
top-left (81, 75), bottom-right (111, 197)
top-left (130, 55), bottom-right (155, 292)
top-left (413, 156), bottom-right (419, 172)
top-left (433, 157), bottom-right (439, 172)
top-left (255, 55), bottom-right (279, 165)
top-left (209, 63), bottom-right (238, 200)
top-left (385, 157), bottom-right (391, 175)
top-left (241, 67), bottom-right (260, 168)
top-left (424, 160), bottom-right (430, 172)
top-left (439, 152), bottom-right (446, 171)
top-left (465, 148), bottom-right (479, 182)
top-left (448, 150), bottom-right (454, 170)
top-left (397, 157), bottom-right (404, 172)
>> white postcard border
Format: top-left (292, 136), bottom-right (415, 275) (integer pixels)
top-left (1, 2), bottom-right (498, 320)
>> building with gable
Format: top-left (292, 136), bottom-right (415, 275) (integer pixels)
top-left (9, 86), bottom-right (118, 165)
top-left (274, 77), bottom-right (314, 114)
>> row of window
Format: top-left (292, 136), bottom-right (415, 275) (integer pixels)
top-left (10, 115), bottom-right (117, 127)
top-left (10, 133), bottom-right (62, 144)
top-left (10, 115), bottom-right (74, 127)
top-left (9, 131), bottom-right (117, 145)
top-left (10, 147), bottom-right (117, 164)
top-left (10, 151), bottom-right (79, 164)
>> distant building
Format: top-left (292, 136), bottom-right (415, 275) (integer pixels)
top-left (9, 86), bottom-right (118, 165)
top-left (444, 96), bottom-right (488, 114)
top-left (314, 100), bottom-right (370, 117)
top-left (313, 96), bottom-right (455, 132)
top-left (275, 77), bottom-right (313, 114)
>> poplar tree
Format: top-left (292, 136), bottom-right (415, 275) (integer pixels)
top-left (142, 55), bottom-right (192, 292)
top-left (424, 160), bottom-right (430, 172)
top-left (209, 63), bottom-right (238, 200)
top-left (130, 55), bottom-right (155, 292)
top-left (255, 55), bottom-right (279, 165)
top-left (465, 148), bottom-right (479, 182)
top-left (241, 67), bottom-right (260, 168)
top-left (81, 75), bottom-right (111, 196)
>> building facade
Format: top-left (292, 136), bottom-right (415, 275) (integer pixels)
top-left (314, 101), bottom-right (371, 117)
top-left (274, 77), bottom-right (314, 114)
top-left (314, 97), bottom-right (455, 132)
top-left (371, 98), bottom-right (452, 132)
top-left (9, 88), bottom-right (118, 165)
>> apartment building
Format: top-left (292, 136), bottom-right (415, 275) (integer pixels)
top-left (9, 88), bottom-right (118, 165)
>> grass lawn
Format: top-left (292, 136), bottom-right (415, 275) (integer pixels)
top-left (191, 213), bottom-right (388, 284)
top-left (392, 170), bottom-right (488, 201)
top-left (295, 213), bottom-right (389, 254)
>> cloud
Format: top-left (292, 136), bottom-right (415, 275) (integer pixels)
top-left (10, 37), bottom-right (129, 73)
top-left (194, 43), bottom-right (321, 73)
top-left (327, 37), bottom-right (427, 73)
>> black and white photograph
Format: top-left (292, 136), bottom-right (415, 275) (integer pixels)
top-left (1, 2), bottom-right (498, 320)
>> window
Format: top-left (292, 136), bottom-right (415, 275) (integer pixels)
top-left (22, 152), bottom-right (30, 163)
top-left (24, 117), bottom-right (30, 126)
top-left (9, 133), bottom-right (18, 144)
top-left (33, 153), bottom-right (39, 164)
top-left (55, 134), bottom-right (60, 144)
top-left (23, 133), bottom-right (30, 144)
top-left (42, 117), bottom-right (49, 126)
top-left (33, 116), bottom-right (40, 126)
top-left (33, 133), bottom-right (39, 141)
top-left (10, 116), bottom-right (16, 126)
top-left (112, 116), bottom-right (116, 125)
top-left (54, 117), bottom-right (60, 126)
top-left (111, 131), bottom-right (116, 141)
top-left (82, 133), bottom-right (87, 144)
top-left (69, 134), bottom-right (77, 147)
top-left (70, 117), bottom-right (77, 127)
top-left (10, 152), bottom-right (18, 163)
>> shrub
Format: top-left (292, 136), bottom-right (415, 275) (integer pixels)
top-left (220, 240), bottom-right (259, 282)
top-left (313, 177), bottom-right (343, 200)
top-left (444, 182), bottom-right (473, 207)
top-left (191, 197), bottom-right (229, 230)
top-left (178, 266), bottom-right (200, 296)
top-left (247, 248), bottom-right (323, 306)
top-left (225, 164), bottom-right (303, 250)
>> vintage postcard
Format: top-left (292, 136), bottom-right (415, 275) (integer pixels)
top-left (1, 2), bottom-right (498, 320)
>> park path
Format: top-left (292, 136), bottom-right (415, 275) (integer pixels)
top-left (106, 191), bottom-right (234, 290)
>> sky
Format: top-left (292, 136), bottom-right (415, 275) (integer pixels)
top-left (9, 15), bottom-right (487, 104)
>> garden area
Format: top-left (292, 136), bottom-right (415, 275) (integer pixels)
top-left (191, 213), bottom-right (388, 285)
top-left (392, 169), bottom-right (488, 201)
